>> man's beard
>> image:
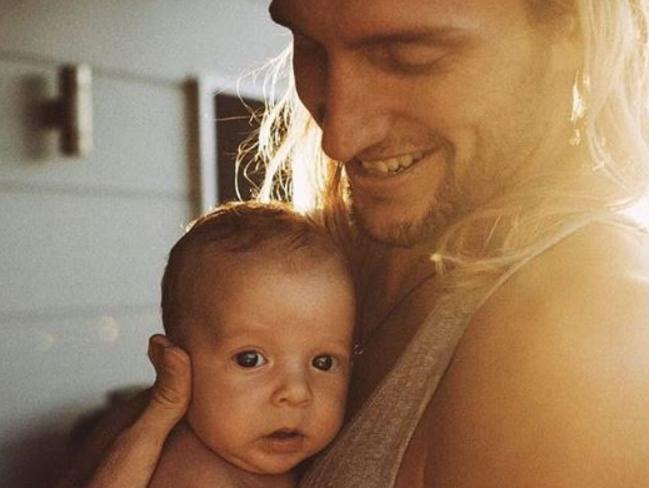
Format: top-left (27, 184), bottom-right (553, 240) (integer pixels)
top-left (346, 173), bottom-right (462, 249)
top-left (353, 205), bottom-right (450, 248)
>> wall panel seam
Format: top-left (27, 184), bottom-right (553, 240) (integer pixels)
top-left (0, 303), bottom-right (161, 325)
top-left (0, 180), bottom-right (194, 201)
top-left (0, 49), bottom-right (183, 89)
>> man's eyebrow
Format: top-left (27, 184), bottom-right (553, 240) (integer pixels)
top-left (267, 3), bottom-right (468, 48)
top-left (349, 27), bottom-right (468, 48)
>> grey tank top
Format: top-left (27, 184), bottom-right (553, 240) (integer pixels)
top-left (299, 217), bottom-right (621, 488)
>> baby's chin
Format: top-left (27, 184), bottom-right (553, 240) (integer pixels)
top-left (184, 412), bottom-right (331, 476)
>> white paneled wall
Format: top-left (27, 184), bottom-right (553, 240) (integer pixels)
top-left (0, 61), bottom-right (190, 195)
top-left (0, 1), bottom-right (286, 485)
top-left (0, 0), bottom-right (285, 82)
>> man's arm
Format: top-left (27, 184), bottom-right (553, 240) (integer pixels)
top-left (423, 223), bottom-right (649, 486)
top-left (57, 335), bottom-right (191, 488)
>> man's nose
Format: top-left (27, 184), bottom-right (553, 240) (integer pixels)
top-left (317, 59), bottom-right (391, 163)
top-left (271, 366), bottom-right (313, 408)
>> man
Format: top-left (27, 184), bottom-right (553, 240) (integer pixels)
top-left (64, 1), bottom-right (649, 486)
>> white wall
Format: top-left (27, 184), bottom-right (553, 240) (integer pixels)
top-left (0, 1), bottom-right (287, 485)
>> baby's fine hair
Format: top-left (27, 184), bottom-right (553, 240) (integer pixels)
top-left (161, 200), bottom-right (346, 340)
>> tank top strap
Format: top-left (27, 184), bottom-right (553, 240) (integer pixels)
top-left (298, 213), bottom-right (624, 488)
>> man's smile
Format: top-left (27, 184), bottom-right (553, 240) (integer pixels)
top-left (346, 147), bottom-right (446, 192)
top-left (358, 149), bottom-right (433, 176)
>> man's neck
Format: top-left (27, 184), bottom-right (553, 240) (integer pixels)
top-left (362, 241), bottom-right (437, 328)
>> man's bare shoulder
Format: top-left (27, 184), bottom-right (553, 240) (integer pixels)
top-left (482, 219), bottom-right (649, 335)
top-left (421, 221), bottom-right (649, 486)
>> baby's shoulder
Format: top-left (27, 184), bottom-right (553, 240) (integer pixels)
top-left (149, 423), bottom-right (297, 488)
top-left (149, 423), bottom-right (238, 488)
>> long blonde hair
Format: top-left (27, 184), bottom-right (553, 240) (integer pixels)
top-left (246, 0), bottom-right (649, 288)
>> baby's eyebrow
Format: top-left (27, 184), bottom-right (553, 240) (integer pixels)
top-left (217, 329), bottom-right (255, 341)
top-left (216, 323), bottom-right (274, 342)
top-left (322, 339), bottom-right (354, 354)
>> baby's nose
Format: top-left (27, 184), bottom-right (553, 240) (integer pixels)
top-left (271, 367), bottom-right (313, 408)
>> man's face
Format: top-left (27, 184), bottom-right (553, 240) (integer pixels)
top-left (270, 0), bottom-right (576, 246)
top-left (182, 254), bottom-right (354, 475)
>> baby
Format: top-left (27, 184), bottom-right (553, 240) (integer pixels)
top-left (148, 201), bottom-right (356, 488)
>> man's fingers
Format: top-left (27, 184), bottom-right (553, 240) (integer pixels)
top-left (147, 334), bottom-right (173, 374)
top-left (76, 336), bottom-right (191, 488)
top-left (145, 334), bottom-right (191, 425)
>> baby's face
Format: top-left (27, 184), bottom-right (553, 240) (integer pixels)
top-left (182, 254), bottom-right (355, 475)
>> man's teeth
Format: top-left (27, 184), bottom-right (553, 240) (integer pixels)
top-left (360, 151), bottom-right (426, 175)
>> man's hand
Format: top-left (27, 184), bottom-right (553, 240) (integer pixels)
top-left (85, 335), bottom-right (191, 488)
top-left (56, 334), bottom-right (191, 488)
top-left (140, 334), bottom-right (192, 432)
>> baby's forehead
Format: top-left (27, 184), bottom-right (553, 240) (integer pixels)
top-left (194, 238), bottom-right (348, 276)
top-left (180, 247), bottom-right (355, 341)
top-left (179, 243), bottom-right (353, 308)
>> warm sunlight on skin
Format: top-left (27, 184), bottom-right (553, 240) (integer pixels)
top-left (55, 1), bottom-right (649, 487)
top-left (179, 253), bottom-right (355, 475)
top-left (270, 0), bottom-right (579, 247)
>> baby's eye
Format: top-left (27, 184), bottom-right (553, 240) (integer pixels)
top-left (233, 350), bottom-right (267, 368)
top-left (312, 355), bottom-right (336, 372)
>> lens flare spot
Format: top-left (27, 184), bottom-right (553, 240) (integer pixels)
top-left (33, 330), bottom-right (55, 352)
top-left (97, 316), bottom-right (120, 343)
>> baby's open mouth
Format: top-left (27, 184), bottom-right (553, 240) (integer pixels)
top-left (266, 428), bottom-right (303, 440)
top-left (261, 428), bottom-right (306, 454)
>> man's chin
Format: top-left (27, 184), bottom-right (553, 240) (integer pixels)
top-left (351, 205), bottom-right (447, 249)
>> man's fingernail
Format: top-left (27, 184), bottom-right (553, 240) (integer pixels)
top-left (150, 334), bottom-right (167, 347)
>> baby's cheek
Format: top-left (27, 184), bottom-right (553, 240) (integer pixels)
top-left (186, 398), bottom-right (216, 434)
top-left (185, 381), bottom-right (235, 443)
top-left (315, 384), bottom-right (348, 441)
top-left (331, 374), bottom-right (351, 411)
